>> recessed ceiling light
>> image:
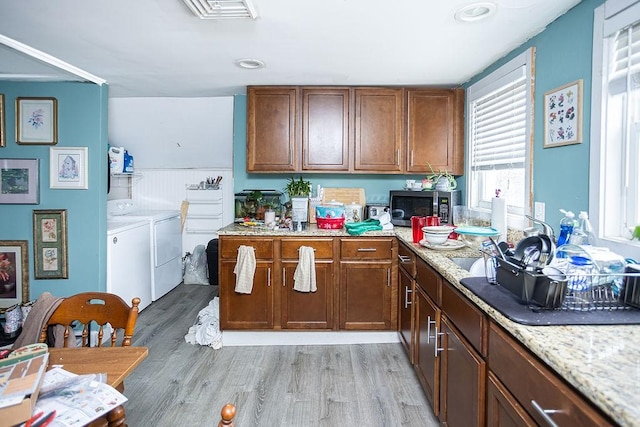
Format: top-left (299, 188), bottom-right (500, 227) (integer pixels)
top-left (235, 58), bottom-right (265, 69)
top-left (455, 2), bottom-right (497, 22)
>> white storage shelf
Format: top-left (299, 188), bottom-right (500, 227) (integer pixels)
top-left (183, 188), bottom-right (224, 252)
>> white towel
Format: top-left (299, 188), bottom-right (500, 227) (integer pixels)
top-left (234, 245), bottom-right (256, 294)
top-left (294, 246), bottom-right (317, 292)
top-left (184, 297), bottom-right (223, 349)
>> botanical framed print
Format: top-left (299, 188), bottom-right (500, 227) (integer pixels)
top-left (543, 79), bottom-right (583, 148)
top-left (33, 209), bottom-right (68, 279)
top-left (16, 97), bottom-right (58, 145)
top-left (0, 158), bottom-right (39, 204)
top-left (0, 94), bottom-right (5, 148)
top-left (50, 147), bottom-right (88, 189)
top-left (0, 240), bottom-right (29, 308)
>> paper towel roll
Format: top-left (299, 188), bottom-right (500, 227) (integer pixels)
top-left (491, 197), bottom-right (508, 242)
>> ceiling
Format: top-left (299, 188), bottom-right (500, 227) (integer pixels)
top-left (0, 0), bottom-right (582, 98)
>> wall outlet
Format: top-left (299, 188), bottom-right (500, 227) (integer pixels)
top-left (534, 202), bottom-right (545, 222)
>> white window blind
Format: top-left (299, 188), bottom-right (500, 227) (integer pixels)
top-left (470, 75), bottom-right (527, 172)
top-left (609, 21), bottom-right (640, 94)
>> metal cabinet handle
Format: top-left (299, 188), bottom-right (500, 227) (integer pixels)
top-left (357, 248), bottom-right (377, 252)
top-left (398, 254), bottom-right (411, 263)
top-left (434, 326), bottom-right (444, 358)
top-left (531, 400), bottom-right (561, 427)
top-left (282, 268), bottom-right (286, 287)
top-left (387, 268), bottom-right (391, 287)
top-left (267, 267), bottom-right (271, 287)
top-left (404, 286), bottom-right (413, 308)
top-left (426, 315), bottom-right (435, 344)
top-left (410, 150), bottom-right (414, 166)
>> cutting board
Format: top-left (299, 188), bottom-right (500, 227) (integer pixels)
top-left (321, 188), bottom-right (366, 206)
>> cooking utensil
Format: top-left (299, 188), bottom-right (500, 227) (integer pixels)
top-left (488, 236), bottom-right (506, 260)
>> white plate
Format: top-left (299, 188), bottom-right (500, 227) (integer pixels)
top-left (469, 258), bottom-right (486, 276)
top-left (420, 239), bottom-right (466, 251)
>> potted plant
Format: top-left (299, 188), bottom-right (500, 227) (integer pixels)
top-left (425, 162), bottom-right (457, 191)
top-left (284, 177), bottom-right (312, 224)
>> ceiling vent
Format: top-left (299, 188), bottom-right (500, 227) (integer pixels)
top-left (182, 0), bottom-right (258, 20)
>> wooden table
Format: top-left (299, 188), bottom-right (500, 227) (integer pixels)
top-left (47, 346), bottom-right (148, 427)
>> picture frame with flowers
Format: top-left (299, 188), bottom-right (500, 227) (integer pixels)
top-left (16, 97), bottom-right (58, 145)
top-left (33, 209), bottom-right (68, 279)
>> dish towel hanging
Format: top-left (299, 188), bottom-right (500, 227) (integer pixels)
top-left (294, 246), bottom-right (317, 292)
top-left (234, 245), bottom-right (256, 294)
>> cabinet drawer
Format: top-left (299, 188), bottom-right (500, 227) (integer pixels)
top-left (220, 238), bottom-right (274, 259)
top-left (186, 189), bottom-right (224, 202)
top-left (488, 323), bottom-right (614, 427)
top-left (441, 280), bottom-right (486, 355)
top-left (398, 242), bottom-right (416, 278)
top-left (416, 259), bottom-right (439, 303)
top-left (187, 203), bottom-right (223, 216)
top-left (340, 238), bottom-right (392, 260)
top-left (281, 239), bottom-right (333, 259)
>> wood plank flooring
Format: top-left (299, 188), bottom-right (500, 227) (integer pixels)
top-left (125, 283), bottom-right (439, 426)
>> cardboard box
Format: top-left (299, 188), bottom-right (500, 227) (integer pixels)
top-left (0, 352), bottom-right (48, 426)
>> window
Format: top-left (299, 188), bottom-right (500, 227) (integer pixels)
top-left (590, 1), bottom-right (640, 258)
top-left (466, 48), bottom-right (534, 228)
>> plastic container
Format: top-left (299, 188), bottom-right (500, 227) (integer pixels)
top-left (316, 217), bottom-right (345, 229)
top-left (569, 211), bottom-right (595, 246)
top-left (566, 256), bottom-right (595, 291)
top-left (557, 209), bottom-right (575, 247)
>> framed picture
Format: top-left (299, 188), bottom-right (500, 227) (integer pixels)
top-left (50, 147), bottom-right (88, 189)
top-left (0, 94), bottom-right (5, 148)
top-left (16, 97), bottom-right (58, 145)
top-left (0, 241), bottom-right (29, 308)
top-left (543, 80), bottom-right (583, 148)
top-left (33, 209), bottom-right (68, 279)
top-left (0, 158), bottom-right (39, 204)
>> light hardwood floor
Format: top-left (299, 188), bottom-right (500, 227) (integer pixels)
top-left (125, 283), bottom-right (439, 426)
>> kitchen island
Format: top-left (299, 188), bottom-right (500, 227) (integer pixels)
top-left (218, 223), bottom-right (639, 426)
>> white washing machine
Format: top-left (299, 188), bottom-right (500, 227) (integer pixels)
top-left (108, 200), bottom-right (183, 302)
top-left (107, 219), bottom-right (153, 311)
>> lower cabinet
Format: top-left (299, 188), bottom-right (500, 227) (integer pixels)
top-left (398, 267), bottom-right (414, 356)
top-left (220, 261), bottom-right (274, 329)
top-left (281, 262), bottom-right (333, 329)
top-left (413, 284), bottom-right (440, 415)
top-left (486, 371), bottom-right (536, 427)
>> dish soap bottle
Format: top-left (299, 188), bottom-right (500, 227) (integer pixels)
top-left (557, 209), bottom-right (575, 247)
top-left (570, 211), bottom-right (596, 246)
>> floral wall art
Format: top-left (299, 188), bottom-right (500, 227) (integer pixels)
top-left (543, 80), bottom-right (583, 148)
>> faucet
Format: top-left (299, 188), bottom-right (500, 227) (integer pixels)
top-left (525, 215), bottom-right (555, 241)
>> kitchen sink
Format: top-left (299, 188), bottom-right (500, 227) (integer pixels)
top-left (450, 257), bottom-right (481, 272)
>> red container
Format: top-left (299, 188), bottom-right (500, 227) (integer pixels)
top-left (411, 216), bottom-right (427, 243)
top-left (317, 217), bottom-right (345, 229)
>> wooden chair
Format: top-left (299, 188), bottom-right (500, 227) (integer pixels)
top-left (39, 292), bottom-right (141, 347)
top-left (218, 403), bottom-right (236, 427)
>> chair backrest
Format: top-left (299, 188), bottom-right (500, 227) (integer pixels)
top-left (40, 292), bottom-right (140, 347)
top-left (218, 403), bottom-right (236, 427)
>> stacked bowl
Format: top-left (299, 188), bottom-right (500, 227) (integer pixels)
top-left (422, 225), bottom-right (456, 245)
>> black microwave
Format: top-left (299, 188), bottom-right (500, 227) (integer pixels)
top-left (389, 190), bottom-right (461, 226)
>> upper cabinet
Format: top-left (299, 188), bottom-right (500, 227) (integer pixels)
top-left (406, 88), bottom-right (464, 175)
top-left (247, 86), bottom-right (464, 174)
top-left (247, 86), bottom-right (299, 172)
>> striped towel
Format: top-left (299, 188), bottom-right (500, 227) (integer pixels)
top-left (234, 246), bottom-right (256, 294)
top-left (294, 246), bottom-right (317, 292)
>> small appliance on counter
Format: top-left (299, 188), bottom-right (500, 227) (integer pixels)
top-left (366, 205), bottom-right (389, 220)
top-left (389, 190), bottom-right (460, 226)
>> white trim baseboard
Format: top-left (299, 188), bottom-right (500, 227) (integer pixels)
top-left (221, 331), bottom-right (401, 347)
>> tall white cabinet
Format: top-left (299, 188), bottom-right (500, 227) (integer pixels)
top-left (182, 187), bottom-right (225, 253)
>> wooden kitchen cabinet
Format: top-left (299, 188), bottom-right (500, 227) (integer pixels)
top-left (439, 315), bottom-right (486, 427)
top-left (414, 284), bottom-right (440, 415)
top-left (353, 88), bottom-right (404, 172)
top-left (219, 237), bottom-right (275, 329)
top-left (302, 87), bottom-right (351, 171)
top-left (486, 371), bottom-right (536, 427)
top-left (280, 238), bottom-right (335, 329)
top-left (397, 241), bottom-right (416, 355)
top-left (488, 322), bottom-right (614, 427)
top-left (247, 86), bottom-right (299, 172)
top-left (406, 88), bottom-right (464, 175)
top-left (339, 238), bottom-right (397, 330)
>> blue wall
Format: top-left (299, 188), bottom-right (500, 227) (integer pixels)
top-left (233, 0), bottom-right (603, 225)
top-left (466, 0), bottom-right (604, 228)
top-left (0, 81), bottom-right (108, 300)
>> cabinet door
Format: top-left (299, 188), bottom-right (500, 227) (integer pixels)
top-left (339, 262), bottom-right (392, 329)
top-left (406, 88), bottom-right (464, 175)
top-left (281, 262), bottom-right (334, 329)
top-left (414, 285), bottom-right (440, 415)
top-left (247, 86), bottom-right (299, 172)
top-left (487, 372), bottom-right (536, 427)
top-left (219, 260), bottom-right (274, 329)
top-left (439, 316), bottom-right (486, 427)
top-left (302, 88), bottom-right (350, 171)
top-left (398, 267), bottom-right (413, 358)
top-left (353, 88), bottom-right (404, 172)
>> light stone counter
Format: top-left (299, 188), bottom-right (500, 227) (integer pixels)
top-left (219, 222), bottom-right (639, 425)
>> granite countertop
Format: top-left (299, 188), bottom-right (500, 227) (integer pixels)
top-left (218, 223), bottom-right (639, 425)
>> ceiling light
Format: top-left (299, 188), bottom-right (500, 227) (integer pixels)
top-left (455, 2), bottom-right (497, 22)
top-left (182, 0), bottom-right (258, 20)
top-left (235, 58), bottom-right (265, 69)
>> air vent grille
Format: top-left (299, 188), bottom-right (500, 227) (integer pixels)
top-left (182, 0), bottom-right (258, 20)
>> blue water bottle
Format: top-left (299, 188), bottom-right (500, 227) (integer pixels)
top-left (557, 209), bottom-right (575, 247)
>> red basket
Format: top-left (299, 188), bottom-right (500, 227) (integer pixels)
top-left (316, 217), bottom-right (345, 229)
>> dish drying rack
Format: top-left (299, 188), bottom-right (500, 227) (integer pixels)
top-left (492, 255), bottom-right (640, 311)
